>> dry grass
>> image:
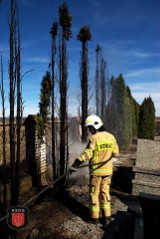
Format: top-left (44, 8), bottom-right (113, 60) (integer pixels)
top-left (0, 123), bottom-right (26, 166)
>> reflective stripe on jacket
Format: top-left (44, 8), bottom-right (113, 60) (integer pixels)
top-left (78, 131), bottom-right (119, 176)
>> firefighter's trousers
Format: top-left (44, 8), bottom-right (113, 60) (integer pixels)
top-left (89, 175), bottom-right (111, 219)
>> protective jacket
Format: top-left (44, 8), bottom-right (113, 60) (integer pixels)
top-left (78, 131), bottom-right (119, 176)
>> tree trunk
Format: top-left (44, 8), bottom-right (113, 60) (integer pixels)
top-left (81, 41), bottom-right (88, 142)
top-left (15, 23), bottom-right (22, 205)
top-left (9, 0), bottom-right (16, 206)
top-left (0, 54), bottom-right (7, 213)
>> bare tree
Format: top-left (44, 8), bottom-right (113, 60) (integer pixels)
top-left (95, 45), bottom-right (108, 123)
top-left (50, 21), bottom-right (58, 180)
top-left (9, 0), bottom-right (16, 206)
top-left (100, 57), bottom-right (107, 122)
top-left (15, 8), bottom-right (23, 204)
top-left (0, 53), bottom-right (7, 213)
top-left (77, 26), bottom-right (91, 142)
top-left (95, 44), bottom-right (101, 116)
top-left (58, 2), bottom-right (72, 190)
top-left (9, 0), bottom-right (22, 205)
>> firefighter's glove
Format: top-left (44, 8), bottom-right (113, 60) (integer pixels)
top-left (70, 159), bottom-right (81, 174)
top-left (70, 166), bottom-right (78, 173)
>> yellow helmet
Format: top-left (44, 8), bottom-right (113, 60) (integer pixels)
top-left (85, 115), bottom-right (103, 130)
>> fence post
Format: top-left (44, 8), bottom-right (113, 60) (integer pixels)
top-left (23, 115), bottom-right (47, 187)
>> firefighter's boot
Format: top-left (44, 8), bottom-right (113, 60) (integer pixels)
top-left (103, 216), bottom-right (112, 226)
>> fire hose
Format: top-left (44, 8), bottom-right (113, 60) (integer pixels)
top-left (0, 170), bottom-right (70, 222)
top-left (0, 157), bottom-right (112, 222)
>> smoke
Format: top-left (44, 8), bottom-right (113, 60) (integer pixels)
top-left (67, 117), bottom-right (90, 181)
top-left (68, 138), bottom-right (89, 181)
top-left (45, 118), bottom-right (90, 183)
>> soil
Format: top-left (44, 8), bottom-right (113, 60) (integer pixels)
top-left (3, 140), bottom-right (139, 239)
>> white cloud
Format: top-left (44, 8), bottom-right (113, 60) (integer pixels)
top-left (130, 51), bottom-right (160, 58)
top-left (125, 67), bottom-right (160, 78)
top-left (129, 82), bottom-right (160, 116)
top-left (24, 57), bottom-right (49, 63)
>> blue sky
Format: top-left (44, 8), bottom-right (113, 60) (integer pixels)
top-left (0, 0), bottom-right (160, 117)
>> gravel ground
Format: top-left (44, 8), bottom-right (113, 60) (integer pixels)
top-left (17, 186), bottom-right (105, 239)
top-left (16, 184), bottom-right (137, 239)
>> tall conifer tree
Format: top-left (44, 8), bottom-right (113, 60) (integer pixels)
top-left (58, 2), bottom-right (72, 189)
top-left (138, 96), bottom-right (155, 139)
top-left (39, 71), bottom-right (52, 123)
top-left (77, 25), bottom-right (91, 142)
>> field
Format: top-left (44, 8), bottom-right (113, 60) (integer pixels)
top-left (0, 123), bottom-right (26, 182)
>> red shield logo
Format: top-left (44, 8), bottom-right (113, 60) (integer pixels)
top-left (7, 206), bottom-right (29, 230)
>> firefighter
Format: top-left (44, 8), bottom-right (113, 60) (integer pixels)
top-left (71, 115), bottom-right (119, 225)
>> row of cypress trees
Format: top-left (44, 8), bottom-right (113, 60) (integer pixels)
top-left (94, 46), bottom-right (156, 150)
top-left (105, 74), bottom-right (156, 149)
